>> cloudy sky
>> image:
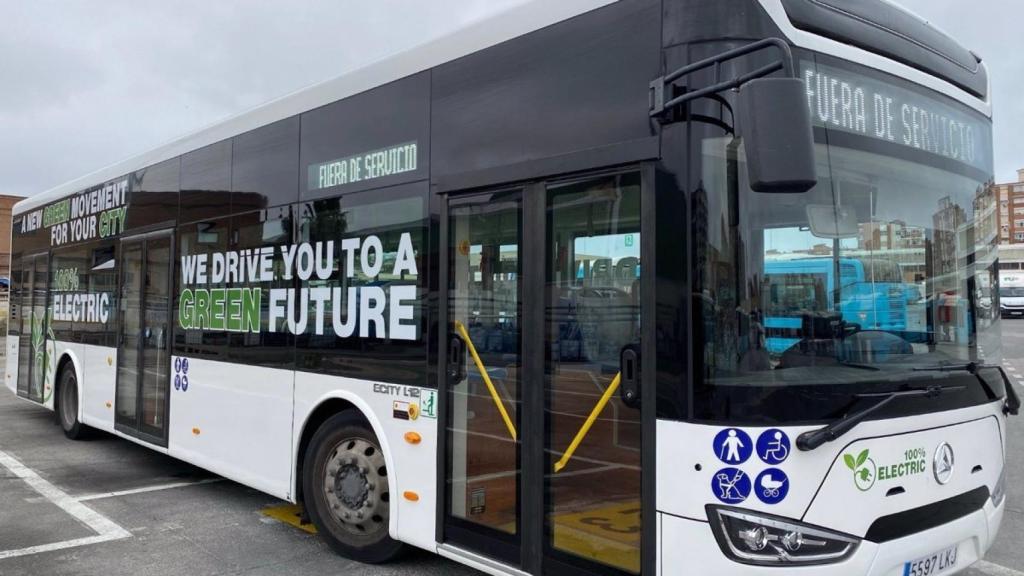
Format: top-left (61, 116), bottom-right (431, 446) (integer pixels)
top-left (0, 0), bottom-right (1018, 198)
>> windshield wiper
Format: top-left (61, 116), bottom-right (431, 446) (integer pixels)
top-left (912, 362), bottom-right (1021, 416)
top-left (911, 361), bottom-right (994, 374)
top-left (796, 384), bottom-right (964, 452)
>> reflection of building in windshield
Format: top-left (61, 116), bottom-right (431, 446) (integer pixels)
top-left (932, 196), bottom-right (967, 294)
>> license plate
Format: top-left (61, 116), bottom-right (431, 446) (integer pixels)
top-left (903, 545), bottom-right (958, 576)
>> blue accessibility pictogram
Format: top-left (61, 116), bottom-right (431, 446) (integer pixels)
top-left (756, 429), bottom-right (791, 465)
top-left (713, 428), bottom-right (752, 464)
top-left (174, 374), bottom-right (182, 391)
top-left (182, 358), bottom-right (189, 374)
top-left (712, 467), bottom-right (751, 504)
top-left (181, 375), bottom-right (189, 392)
top-left (174, 357), bottom-right (182, 373)
top-left (755, 468), bottom-right (789, 505)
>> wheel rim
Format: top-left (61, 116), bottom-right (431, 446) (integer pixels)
top-left (60, 378), bottom-right (76, 430)
top-left (322, 437), bottom-right (389, 536)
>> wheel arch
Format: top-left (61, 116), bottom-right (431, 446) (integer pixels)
top-left (293, 392), bottom-right (399, 535)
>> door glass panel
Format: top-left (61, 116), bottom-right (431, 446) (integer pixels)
top-left (140, 237), bottom-right (171, 436)
top-left (17, 259), bottom-right (33, 397)
top-left (447, 191), bottom-right (522, 538)
top-left (116, 242), bottom-right (143, 425)
top-left (30, 255), bottom-right (50, 403)
top-left (545, 173), bottom-right (642, 573)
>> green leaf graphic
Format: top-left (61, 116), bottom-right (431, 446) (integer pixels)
top-left (856, 449), bottom-right (869, 468)
top-left (844, 454), bottom-right (856, 470)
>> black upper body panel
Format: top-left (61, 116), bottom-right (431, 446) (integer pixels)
top-left (781, 0), bottom-right (987, 99)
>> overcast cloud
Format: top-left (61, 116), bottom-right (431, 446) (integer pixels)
top-left (0, 0), bottom-right (1019, 198)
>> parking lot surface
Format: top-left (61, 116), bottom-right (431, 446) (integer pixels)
top-left (1, 323), bottom-right (1023, 576)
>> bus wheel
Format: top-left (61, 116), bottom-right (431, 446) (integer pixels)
top-left (303, 411), bottom-right (403, 564)
top-left (57, 365), bottom-right (86, 440)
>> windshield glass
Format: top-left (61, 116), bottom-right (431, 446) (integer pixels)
top-left (691, 56), bottom-right (1000, 423)
top-left (1002, 287), bottom-right (1024, 298)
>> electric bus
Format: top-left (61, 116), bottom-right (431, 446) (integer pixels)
top-left (5, 1), bottom-right (1017, 574)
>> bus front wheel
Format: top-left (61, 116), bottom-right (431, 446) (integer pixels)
top-left (302, 411), bottom-right (403, 564)
top-left (57, 365), bottom-right (87, 440)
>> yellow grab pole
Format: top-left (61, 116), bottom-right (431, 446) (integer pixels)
top-left (553, 372), bottom-right (621, 473)
top-left (453, 320), bottom-right (517, 441)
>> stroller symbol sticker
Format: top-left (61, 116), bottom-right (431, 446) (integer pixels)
top-left (711, 468), bottom-right (751, 503)
top-left (755, 469), bottom-right (789, 504)
top-left (756, 429), bottom-right (791, 465)
top-left (713, 428), bottom-right (752, 464)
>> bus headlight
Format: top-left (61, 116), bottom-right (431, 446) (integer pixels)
top-left (708, 506), bottom-right (860, 566)
top-left (991, 466), bottom-right (1007, 508)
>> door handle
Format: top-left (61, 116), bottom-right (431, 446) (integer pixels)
top-left (447, 334), bottom-right (466, 383)
top-left (619, 344), bottom-right (641, 409)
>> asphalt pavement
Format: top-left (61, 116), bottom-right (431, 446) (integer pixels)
top-left (1, 324), bottom-right (1023, 576)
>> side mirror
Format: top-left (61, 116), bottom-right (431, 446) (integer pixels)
top-left (737, 77), bottom-right (817, 193)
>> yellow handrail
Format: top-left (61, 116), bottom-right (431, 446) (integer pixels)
top-left (453, 320), bottom-right (518, 441)
top-left (553, 372), bottom-right (621, 473)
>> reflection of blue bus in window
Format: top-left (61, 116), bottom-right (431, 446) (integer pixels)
top-left (764, 258), bottom-right (908, 355)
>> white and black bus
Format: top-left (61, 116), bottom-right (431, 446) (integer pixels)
top-left (7, 1), bottom-right (1016, 574)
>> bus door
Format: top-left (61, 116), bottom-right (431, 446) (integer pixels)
top-left (16, 253), bottom-right (50, 403)
top-left (115, 231), bottom-right (173, 445)
top-left (442, 169), bottom-right (652, 576)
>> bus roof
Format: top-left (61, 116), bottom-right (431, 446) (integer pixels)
top-left (13, 0), bottom-right (614, 216)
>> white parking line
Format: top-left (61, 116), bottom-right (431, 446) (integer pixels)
top-left (76, 478), bottom-right (222, 502)
top-left (974, 560), bottom-right (1024, 576)
top-left (0, 449), bottom-right (131, 561)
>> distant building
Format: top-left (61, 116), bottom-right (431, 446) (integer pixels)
top-left (994, 170), bottom-right (1024, 270)
top-left (995, 169), bottom-right (1024, 245)
top-left (0, 195), bottom-right (25, 283)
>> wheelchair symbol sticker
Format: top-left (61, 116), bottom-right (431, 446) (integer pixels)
top-left (173, 357), bottom-right (190, 392)
top-left (713, 428), bottom-right (752, 464)
top-left (711, 468), bottom-right (751, 504)
top-left (755, 468), bottom-right (789, 504)
top-left (756, 429), bottom-right (791, 465)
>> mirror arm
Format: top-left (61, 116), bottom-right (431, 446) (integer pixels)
top-left (650, 37), bottom-right (796, 120)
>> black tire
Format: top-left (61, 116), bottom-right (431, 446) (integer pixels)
top-left (57, 365), bottom-right (87, 440)
top-left (302, 411), bottom-right (403, 564)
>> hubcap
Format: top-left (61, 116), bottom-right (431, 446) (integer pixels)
top-left (323, 437), bottom-right (388, 535)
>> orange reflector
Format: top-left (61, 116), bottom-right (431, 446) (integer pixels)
top-left (192, 427), bottom-right (201, 436)
top-left (403, 491), bottom-right (419, 502)
top-left (404, 432), bottom-right (421, 444)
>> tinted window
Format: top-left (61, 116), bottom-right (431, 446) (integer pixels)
top-left (174, 217), bottom-right (230, 359)
top-left (180, 140), bottom-right (231, 224)
top-left (129, 157), bottom-right (180, 231)
top-left (227, 206), bottom-right (297, 368)
top-left (50, 246), bottom-right (89, 342)
top-left (296, 183), bottom-right (428, 384)
top-left (232, 118), bottom-right (300, 213)
top-left (300, 72), bottom-right (429, 200)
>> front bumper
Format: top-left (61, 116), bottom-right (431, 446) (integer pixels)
top-left (658, 498), bottom-right (1004, 575)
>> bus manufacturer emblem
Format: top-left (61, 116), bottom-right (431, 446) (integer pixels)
top-left (933, 443), bottom-right (955, 485)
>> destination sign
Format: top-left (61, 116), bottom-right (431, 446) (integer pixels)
top-left (801, 61), bottom-right (992, 173)
top-left (308, 142), bottom-right (418, 192)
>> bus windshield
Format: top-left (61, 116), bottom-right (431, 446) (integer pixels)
top-left (691, 56), bottom-right (999, 424)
